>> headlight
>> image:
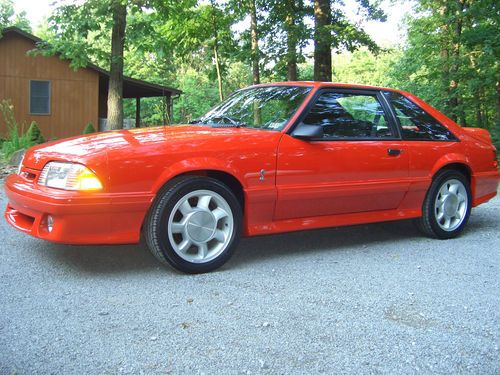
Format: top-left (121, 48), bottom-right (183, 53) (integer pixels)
top-left (38, 162), bottom-right (103, 191)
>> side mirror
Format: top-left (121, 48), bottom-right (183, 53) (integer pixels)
top-left (291, 123), bottom-right (324, 140)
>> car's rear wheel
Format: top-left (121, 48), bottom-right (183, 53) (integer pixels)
top-left (144, 176), bottom-right (242, 273)
top-left (416, 169), bottom-right (471, 239)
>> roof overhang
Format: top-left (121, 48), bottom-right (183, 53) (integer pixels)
top-left (1, 26), bottom-right (182, 98)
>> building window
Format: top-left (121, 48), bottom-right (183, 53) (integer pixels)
top-left (29, 80), bottom-right (51, 115)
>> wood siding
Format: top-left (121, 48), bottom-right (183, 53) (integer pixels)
top-left (0, 33), bottom-right (99, 140)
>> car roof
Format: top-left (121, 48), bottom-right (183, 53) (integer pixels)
top-left (253, 81), bottom-right (402, 93)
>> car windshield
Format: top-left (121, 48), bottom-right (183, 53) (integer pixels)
top-left (194, 85), bottom-right (312, 131)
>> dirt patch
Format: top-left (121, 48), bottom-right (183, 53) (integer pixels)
top-left (385, 304), bottom-right (435, 329)
top-left (0, 160), bottom-right (16, 182)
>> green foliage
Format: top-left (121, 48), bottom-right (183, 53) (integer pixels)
top-left (173, 67), bottom-right (221, 123)
top-left (26, 122), bottom-right (45, 144)
top-left (39, 0), bottom-right (196, 70)
top-left (83, 122), bottom-right (96, 134)
top-left (27, 0), bottom-right (497, 139)
top-left (0, 100), bottom-right (37, 159)
top-left (0, 0), bottom-right (31, 32)
top-left (388, 0), bottom-right (499, 129)
top-left (332, 48), bottom-right (402, 86)
top-left (39, 0), bottom-right (115, 69)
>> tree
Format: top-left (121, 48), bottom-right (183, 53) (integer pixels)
top-left (107, 0), bottom-right (127, 130)
top-left (390, 0), bottom-right (499, 136)
top-left (226, 0), bottom-right (267, 85)
top-left (44, 0), bottom-right (189, 129)
top-left (0, 0), bottom-right (31, 32)
top-left (249, 0), bottom-right (260, 84)
top-left (284, 0), bottom-right (300, 80)
top-left (47, 0), bottom-right (128, 129)
top-left (312, 0), bottom-right (386, 82)
top-left (210, 0), bottom-right (224, 100)
top-left (332, 48), bottom-right (401, 86)
top-left (313, 0), bottom-right (331, 81)
top-left (45, 1), bottom-right (113, 68)
top-left (158, 1), bottom-right (234, 102)
top-left (259, 0), bottom-right (310, 81)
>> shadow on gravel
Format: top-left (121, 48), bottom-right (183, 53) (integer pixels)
top-left (32, 213), bottom-right (489, 274)
top-left (31, 219), bottom-right (422, 274)
top-left (231, 219), bottom-right (423, 268)
top-left (35, 240), bottom-right (162, 275)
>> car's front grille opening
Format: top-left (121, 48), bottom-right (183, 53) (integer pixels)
top-left (5, 205), bottom-right (35, 232)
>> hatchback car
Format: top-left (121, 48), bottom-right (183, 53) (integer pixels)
top-left (4, 82), bottom-right (499, 273)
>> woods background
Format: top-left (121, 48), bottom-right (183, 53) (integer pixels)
top-left (1, 0), bottom-right (498, 149)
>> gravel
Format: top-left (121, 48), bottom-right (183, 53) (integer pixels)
top-left (0, 184), bottom-right (499, 374)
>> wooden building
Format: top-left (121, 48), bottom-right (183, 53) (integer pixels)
top-left (0, 27), bottom-right (181, 140)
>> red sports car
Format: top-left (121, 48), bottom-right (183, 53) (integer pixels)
top-left (4, 82), bottom-right (500, 273)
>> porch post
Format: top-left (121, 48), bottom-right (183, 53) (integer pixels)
top-left (166, 95), bottom-right (172, 125)
top-left (135, 97), bottom-right (140, 128)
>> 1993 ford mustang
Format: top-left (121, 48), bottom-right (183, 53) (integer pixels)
top-left (4, 82), bottom-right (500, 273)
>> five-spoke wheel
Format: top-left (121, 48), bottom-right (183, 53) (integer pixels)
top-left (145, 176), bottom-right (242, 273)
top-left (168, 190), bottom-right (233, 263)
top-left (433, 179), bottom-right (468, 232)
top-left (416, 170), bottom-right (471, 239)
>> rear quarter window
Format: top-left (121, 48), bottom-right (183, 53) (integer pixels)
top-left (383, 91), bottom-right (457, 141)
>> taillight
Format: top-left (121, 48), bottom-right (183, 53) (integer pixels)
top-left (494, 148), bottom-right (498, 168)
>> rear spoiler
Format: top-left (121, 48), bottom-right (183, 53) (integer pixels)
top-left (462, 127), bottom-right (493, 145)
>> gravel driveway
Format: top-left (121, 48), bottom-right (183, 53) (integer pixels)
top-left (0, 184), bottom-right (499, 374)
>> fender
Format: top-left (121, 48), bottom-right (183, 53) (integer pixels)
top-left (429, 153), bottom-right (471, 178)
top-left (150, 157), bottom-right (246, 194)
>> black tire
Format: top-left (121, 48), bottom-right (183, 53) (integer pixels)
top-left (144, 176), bottom-right (242, 273)
top-left (415, 169), bottom-right (471, 239)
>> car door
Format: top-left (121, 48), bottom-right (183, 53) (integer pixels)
top-left (275, 88), bottom-right (410, 220)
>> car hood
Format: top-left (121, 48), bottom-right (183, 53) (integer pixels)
top-left (22, 125), bottom-right (269, 170)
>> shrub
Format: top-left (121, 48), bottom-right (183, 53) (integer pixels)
top-left (27, 122), bottom-right (45, 144)
top-left (83, 122), bottom-right (96, 134)
top-left (0, 100), bottom-right (43, 159)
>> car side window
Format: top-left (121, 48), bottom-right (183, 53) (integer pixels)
top-left (383, 91), bottom-right (456, 141)
top-left (302, 91), bottom-right (394, 139)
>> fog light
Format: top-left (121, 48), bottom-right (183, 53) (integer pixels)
top-left (47, 216), bottom-right (54, 232)
top-left (43, 215), bottom-right (54, 233)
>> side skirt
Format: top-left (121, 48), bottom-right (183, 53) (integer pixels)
top-left (246, 208), bottom-right (422, 237)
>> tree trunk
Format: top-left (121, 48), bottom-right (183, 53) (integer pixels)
top-left (249, 0), bottom-right (261, 125)
top-left (107, 0), bottom-right (127, 130)
top-left (210, 0), bottom-right (224, 101)
top-left (313, 0), bottom-right (331, 82)
top-left (449, 0), bottom-right (466, 124)
top-left (285, 0), bottom-right (297, 81)
top-left (475, 105), bottom-right (482, 128)
top-left (439, 4), bottom-right (451, 115)
top-left (135, 97), bottom-right (140, 128)
top-left (496, 81), bottom-right (500, 129)
top-left (441, 47), bottom-right (451, 111)
top-left (249, 0), bottom-right (260, 85)
top-left (214, 46), bottom-right (224, 101)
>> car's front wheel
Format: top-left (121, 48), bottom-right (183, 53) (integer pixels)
top-left (416, 169), bottom-right (471, 239)
top-left (144, 176), bottom-right (242, 273)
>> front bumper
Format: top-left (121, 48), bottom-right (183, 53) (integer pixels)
top-left (4, 172), bottom-right (154, 245)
